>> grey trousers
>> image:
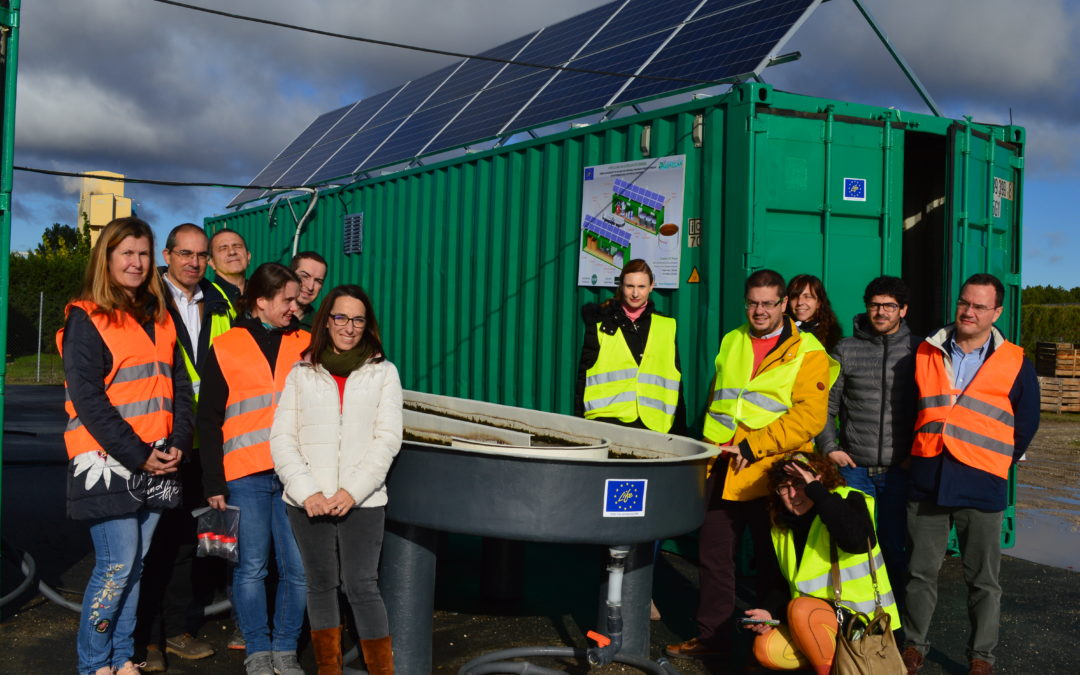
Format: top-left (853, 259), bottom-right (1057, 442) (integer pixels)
top-left (902, 500), bottom-right (1003, 664)
top-left (287, 505), bottom-right (390, 638)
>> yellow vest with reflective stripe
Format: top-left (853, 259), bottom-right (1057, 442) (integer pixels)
top-left (770, 486), bottom-right (900, 627)
top-left (177, 306), bottom-right (234, 404)
top-left (703, 325), bottom-right (838, 444)
top-left (583, 315), bottom-right (681, 433)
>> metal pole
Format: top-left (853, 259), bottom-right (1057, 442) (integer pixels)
top-left (36, 290), bottom-right (42, 381)
top-left (0, 0), bottom-right (24, 548)
top-left (849, 0), bottom-right (943, 117)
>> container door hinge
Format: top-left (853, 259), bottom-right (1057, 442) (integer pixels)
top-left (1010, 156), bottom-right (1024, 170)
top-left (0, 9), bottom-right (18, 28)
top-left (1004, 273), bottom-right (1021, 287)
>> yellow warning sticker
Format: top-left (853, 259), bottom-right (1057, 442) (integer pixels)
top-left (687, 267), bottom-right (700, 284)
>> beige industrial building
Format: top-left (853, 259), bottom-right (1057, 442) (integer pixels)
top-left (77, 171), bottom-right (131, 245)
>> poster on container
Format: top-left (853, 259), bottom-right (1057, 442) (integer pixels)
top-left (578, 155), bottom-right (686, 289)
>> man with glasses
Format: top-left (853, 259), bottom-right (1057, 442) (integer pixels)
top-left (901, 273), bottom-right (1039, 675)
top-left (289, 251), bottom-right (328, 329)
top-left (135, 224), bottom-right (236, 670)
top-left (818, 275), bottom-right (921, 598)
top-left (667, 269), bottom-right (838, 661)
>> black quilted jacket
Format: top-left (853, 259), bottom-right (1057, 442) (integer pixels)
top-left (817, 314), bottom-right (922, 467)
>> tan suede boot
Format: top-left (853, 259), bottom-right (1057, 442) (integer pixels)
top-left (310, 626), bottom-right (342, 675)
top-left (359, 635), bottom-right (394, 675)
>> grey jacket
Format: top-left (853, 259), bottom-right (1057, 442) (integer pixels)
top-left (818, 314), bottom-right (922, 467)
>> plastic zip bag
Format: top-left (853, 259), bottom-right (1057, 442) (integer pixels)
top-left (192, 505), bottom-right (240, 563)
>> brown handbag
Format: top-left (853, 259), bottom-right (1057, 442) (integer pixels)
top-left (829, 538), bottom-right (905, 675)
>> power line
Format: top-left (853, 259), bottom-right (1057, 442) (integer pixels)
top-left (15, 165), bottom-right (302, 192)
top-left (148, 0), bottom-right (718, 85)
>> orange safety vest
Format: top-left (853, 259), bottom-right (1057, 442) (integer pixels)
top-left (57, 300), bottom-right (177, 459)
top-left (911, 339), bottom-right (1023, 479)
top-left (214, 327), bottom-right (309, 481)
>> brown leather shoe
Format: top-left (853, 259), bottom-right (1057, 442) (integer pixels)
top-left (664, 637), bottom-right (724, 659)
top-left (902, 646), bottom-right (924, 674)
top-left (968, 659), bottom-right (993, 675)
top-left (165, 632), bottom-right (214, 660)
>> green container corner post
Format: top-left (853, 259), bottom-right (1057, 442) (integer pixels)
top-left (0, 0), bottom-right (22, 553)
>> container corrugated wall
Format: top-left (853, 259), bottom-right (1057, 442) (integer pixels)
top-left (208, 83), bottom-right (1025, 430)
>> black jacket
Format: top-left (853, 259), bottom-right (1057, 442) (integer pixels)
top-left (574, 300), bottom-right (687, 435)
top-left (197, 315), bottom-right (302, 500)
top-left (62, 305), bottom-right (194, 520)
top-left (818, 314), bottom-right (922, 467)
top-left (160, 269), bottom-right (235, 373)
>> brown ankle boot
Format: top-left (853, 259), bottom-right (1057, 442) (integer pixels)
top-left (360, 635), bottom-right (394, 675)
top-left (310, 626), bottom-right (342, 675)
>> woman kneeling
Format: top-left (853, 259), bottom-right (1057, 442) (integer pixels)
top-left (745, 453), bottom-right (900, 674)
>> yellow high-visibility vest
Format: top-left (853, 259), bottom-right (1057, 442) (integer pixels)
top-left (583, 315), bottom-right (681, 433)
top-left (702, 325), bottom-right (838, 444)
top-left (770, 486), bottom-right (900, 627)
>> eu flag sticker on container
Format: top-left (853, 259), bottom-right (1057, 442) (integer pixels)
top-left (604, 479), bottom-right (647, 517)
top-left (584, 167), bottom-right (595, 181)
top-left (843, 177), bottom-right (867, 201)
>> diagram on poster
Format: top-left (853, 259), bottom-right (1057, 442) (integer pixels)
top-left (578, 156), bottom-right (685, 289)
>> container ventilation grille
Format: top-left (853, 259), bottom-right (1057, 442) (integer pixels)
top-left (343, 212), bottom-right (363, 255)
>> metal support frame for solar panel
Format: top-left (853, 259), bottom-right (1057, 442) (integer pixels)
top-left (228, 0), bottom-right (825, 210)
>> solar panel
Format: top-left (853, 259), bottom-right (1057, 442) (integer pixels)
top-left (583, 214), bottom-right (632, 248)
top-left (304, 64), bottom-right (460, 186)
top-left (358, 33), bottom-right (537, 172)
top-left (505, 0), bottom-right (701, 133)
top-left (614, 0), bottom-right (816, 104)
top-left (228, 0), bottom-right (822, 208)
top-left (275, 85), bottom-right (406, 189)
top-left (228, 104), bottom-right (353, 207)
top-left (428, 2), bottom-right (622, 152)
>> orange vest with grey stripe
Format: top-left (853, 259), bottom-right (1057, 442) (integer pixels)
top-left (214, 327), bottom-right (309, 481)
top-left (58, 300), bottom-right (177, 459)
top-left (911, 338), bottom-right (1023, 479)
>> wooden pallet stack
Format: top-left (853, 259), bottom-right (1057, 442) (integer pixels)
top-left (1036, 342), bottom-right (1080, 413)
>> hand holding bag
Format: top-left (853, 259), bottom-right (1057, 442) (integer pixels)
top-left (830, 538), bottom-right (905, 675)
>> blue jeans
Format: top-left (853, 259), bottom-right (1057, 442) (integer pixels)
top-left (228, 472), bottom-right (307, 654)
top-left (839, 465), bottom-right (909, 602)
top-left (77, 508), bottom-right (161, 675)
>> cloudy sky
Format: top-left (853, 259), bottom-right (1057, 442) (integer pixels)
top-left (12, 0), bottom-right (1080, 286)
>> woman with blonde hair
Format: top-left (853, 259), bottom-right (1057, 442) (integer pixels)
top-left (59, 217), bottom-right (194, 675)
top-left (272, 284), bottom-right (402, 675)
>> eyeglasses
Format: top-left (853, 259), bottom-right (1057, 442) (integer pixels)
top-left (866, 302), bottom-right (900, 313)
top-left (330, 314), bottom-right (366, 327)
top-left (774, 481), bottom-right (806, 496)
top-left (956, 299), bottom-right (999, 314)
top-left (745, 299), bottom-right (784, 310)
top-left (169, 248), bottom-right (209, 262)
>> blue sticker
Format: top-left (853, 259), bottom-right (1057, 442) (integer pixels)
top-left (843, 178), bottom-right (866, 201)
top-left (604, 479), bottom-right (647, 517)
top-left (584, 167), bottom-right (595, 180)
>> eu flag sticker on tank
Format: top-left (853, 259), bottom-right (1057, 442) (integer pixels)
top-left (843, 177), bottom-right (867, 201)
top-left (604, 479), bottom-right (648, 517)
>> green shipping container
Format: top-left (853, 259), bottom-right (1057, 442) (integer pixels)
top-left (207, 83), bottom-right (1025, 434)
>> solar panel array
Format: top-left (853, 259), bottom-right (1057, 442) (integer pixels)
top-left (229, 0), bottom-right (820, 208)
top-left (613, 178), bottom-right (665, 210)
top-left (583, 214), bottom-right (632, 248)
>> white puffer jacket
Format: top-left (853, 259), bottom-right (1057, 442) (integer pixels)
top-left (270, 359), bottom-right (403, 509)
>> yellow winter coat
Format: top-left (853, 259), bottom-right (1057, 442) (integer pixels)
top-left (709, 319), bottom-right (834, 501)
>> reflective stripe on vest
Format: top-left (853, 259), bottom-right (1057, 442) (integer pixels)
top-left (214, 327), bottom-right (309, 481)
top-left (702, 325), bottom-right (839, 444)
top-left (57, 300), bottom-right (177, 459)
top-left (582, 314), bottom-right (680, 433)
top-left (911, 339), bottom-right (1023, 479)
top-left (770, 487), bottom-right (901, 626)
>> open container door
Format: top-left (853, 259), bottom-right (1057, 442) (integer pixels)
top-left (944, 122), bottom-right (1025, 341)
